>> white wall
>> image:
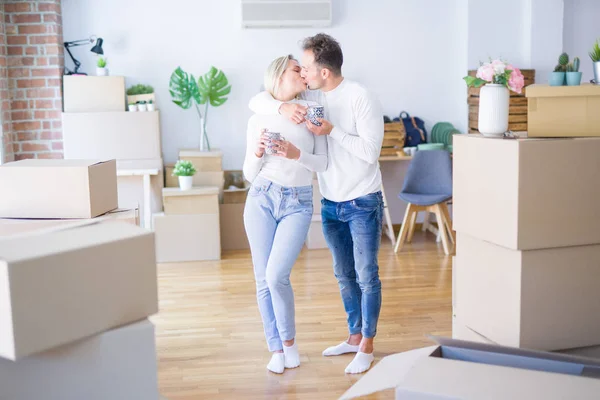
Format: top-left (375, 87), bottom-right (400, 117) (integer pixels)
top-left (563, 0), bottom-right (600, 82)
top-left (62, 0), bottom-right (469, 171)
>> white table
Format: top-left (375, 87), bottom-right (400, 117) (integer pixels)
top-left (116, 159), bottom-right (162, 229)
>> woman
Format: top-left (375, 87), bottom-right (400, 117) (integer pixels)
top-left (243, 55), bottom-right (327, 374)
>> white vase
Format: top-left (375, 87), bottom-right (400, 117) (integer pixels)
top-left (147, 103), bottom-right (155, 111)
top-left (178, 176), bottom-right (193, 190)
top-left (138, 103), bottom-right (147, 112)
top-left (128, 104), bottom-right (138, 112)
top-left (96, 67), bottom-right (108, 76)
top-left (478, 84), bottom-right (509, 137)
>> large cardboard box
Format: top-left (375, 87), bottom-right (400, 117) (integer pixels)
top-left (0, 159), bottom-right (117, 219)
top-left (453, 134), bottom-right (600, 250)
top-left (220, 203), bottom-right (250, 251)
top-left (0, 208), bottom-right (139, 238)
top-left (306, 214), bottom-right (327, 249)
top-left (0, 320), bottom-right (158, 400)
top-left (456, 233), bottom-right (600, 351)
top-left (179, 149), bottom-right (223, 172)
top-left (558, 345), bottom-right (600, 360)
top-left (526, 84), bottom-right (600, 137)
top-left (162, 187), bottom-right (220, 215)
top-left (62, 111), bottom-right (162, 160)
top-left (452, 313), bottom-right (495, 345)
top-left (0, 222), bottom-right (158, 360)
top-left (192, 171), bottom-right (225, 199)
top-left (153, 213), bottom-right (221, 262)
top-left (63, 75), bottom-right (126, 113)
top-left (340, 336), bottom-right (600, 400)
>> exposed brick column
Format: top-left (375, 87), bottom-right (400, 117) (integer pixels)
top-left (5, 0), bottom-right (64, 160)
top-left (0, 5), bottom-right (14, 163)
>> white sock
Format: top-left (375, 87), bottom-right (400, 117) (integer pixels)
top-left (345, 352), bottom-right (374, 374)
top-left (283, 342), bottom-right (300, 369)
top-left (322, 341), bottom-right (360, 357)
top-left (267, 353), bottom-right (285, 374)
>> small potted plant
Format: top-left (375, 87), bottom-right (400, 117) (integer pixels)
top-left (96, 56), bottom-right (108, 76)
top-left (172, 160), bottom-right (196, 190)
top-left (566, 57), bottom-right (582, 86)
top-left (126, 84), bottom-right (155, 104)
top-left (137, 100), bottom-right (147, 112)
top-left (550, 52), bottom-right (568, 86)
top-left (590, 38), bottom-right (600, 84)
top-left (147, 99), bottom-right (155, 111)
top-left (128, 102), bottom-right (138, 112)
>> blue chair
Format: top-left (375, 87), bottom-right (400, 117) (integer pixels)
top-left (394, 150), bottom-right (455, 255)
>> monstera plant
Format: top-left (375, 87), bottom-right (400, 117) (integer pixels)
top-left (169, 66), bottom-right (231, 151)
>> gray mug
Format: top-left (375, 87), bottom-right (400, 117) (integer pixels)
top-left (306, 105), bottom-right (325, 126)
top-left (264, 131), bottom-right (282, 154)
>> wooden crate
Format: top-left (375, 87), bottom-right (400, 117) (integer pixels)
top-left (382, 121), bottom-right (406, 154)
top-left (467, 69), bottom-right (535, 134)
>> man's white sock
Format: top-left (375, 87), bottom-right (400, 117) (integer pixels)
top-left (322, 341), bottom-right (360, 357)
top-left (345, 352), bottom-right (374, 374)
top-left (283, 342), bottom-right (300, 369)
top-left (267, 353), bottom-right (285, 374)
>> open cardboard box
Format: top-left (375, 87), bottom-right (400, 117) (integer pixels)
top-left (341, 336), bottom-right (600, 399)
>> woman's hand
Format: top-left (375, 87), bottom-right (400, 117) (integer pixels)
top-left (255, 129), bottom-right (269, 158)
top-left (272, 139), bottom-right (300, 160)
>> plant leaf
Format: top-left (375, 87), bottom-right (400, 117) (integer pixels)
top-left (169, 66), bottom-right (200, 110)
top-left (463, 76), bottom-right (487, 88)
top-left (198, 66), bottom-right (232, 108)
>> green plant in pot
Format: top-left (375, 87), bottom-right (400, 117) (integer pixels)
top-left (590, 38), bottom-right (600, 84)
top-left (172, 160), bottom-right (196, 190)
top-left (169, 66), bottom-right (231, 152)
top-left (566, 57), bottom-right (582, 86)
top-left (96, 56), bottom-right (108, 76)
top-left (550, 52), bottom-right (569, 86)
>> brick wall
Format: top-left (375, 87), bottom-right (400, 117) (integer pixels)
top-left (2, 0), bottom-right (64, 162)
top-left (0, 5), bottom-right (14, 163)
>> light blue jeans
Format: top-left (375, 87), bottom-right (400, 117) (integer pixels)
top-left (243, 176), bottom-right (313, 352)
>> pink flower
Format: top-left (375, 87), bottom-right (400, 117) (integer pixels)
top-left (491, 59), bottom-right (506, 75)
top-left (506, 64), bottom-right (525, 94)
top-left (476, 63), bottom-right (495, 82)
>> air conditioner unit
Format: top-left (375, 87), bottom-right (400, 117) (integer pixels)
top-left (241, 0), bottom-right (332, 28)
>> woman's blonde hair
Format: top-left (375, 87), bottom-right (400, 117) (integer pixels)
top-left (264, 54), bottom-right (296, 98)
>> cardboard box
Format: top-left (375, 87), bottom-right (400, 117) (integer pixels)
top-left (153, 213), bottom-right (221, 262)
top-left (164, 164), bottom-right (178, 188)
top-left (223, 185), bottom-right (249, 204)
top-left (312, 178), bottom-right (322, 215)
top-left (0, 208), bottom-right (139, 238)
top-left (557, 345), bottom-right (600, 360)
top-left (0, 222), bottom-right (158, 360)
top-left (62, 111), bottom-right (162, 160)
top-left (0, 320), bottom-right (158, 400)
top-left (452, 313), bottom-right (495, 345)
top-left (0, 159), bottom-right (118, 219)
top-left (340, 336), bottom-right (600, 400)
top-left (63, 75), bottom-right (126, 113)
top-left (162, 187), bottom-right (220, 215)
top-left (453, 134), bottom-right (600, 250)
top-left (306, 214), bottom-right (327, 249)
top-left (192, 171), bottom-right (225, 199)
top-left (179, 149), bottom-right (223, 172)
top-left (456, 232), bottom-right (600, 351)
top-left (220, 203), bottom-right (250, 251)
top-left (526, 84), bottom-right (600, 137)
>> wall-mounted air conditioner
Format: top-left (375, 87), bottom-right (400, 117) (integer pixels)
top-left (241, 0), bottom-right (332, 29)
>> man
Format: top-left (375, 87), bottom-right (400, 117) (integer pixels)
top-left (248, 33), bottom-right (384, 374)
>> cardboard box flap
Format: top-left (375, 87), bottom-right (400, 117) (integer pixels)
top-left (162, 187), bottom-right (219, 197)
top-left (339, 346), bottom-right (438, 400)
top-left (2, 159), bottom-right (112, 168)
top-left (0, 221), bottom-right (149, 263)
top-left (526, 83), bottom-right (600, 98)
top-left (178, 149), bottom-right (223, 158)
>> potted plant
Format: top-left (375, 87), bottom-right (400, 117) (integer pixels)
top-left (137, 100), bottom-right (147, 112)
top-left (590, 38), bottom-right (600, 84)
top-left (172, 160), bottom-right (196, 190)
top-left (96, 56), bottom-right (108, 76)
top-left (128, 102), bottom-right (138, 112)
top-left (550, 52), bottom-right (569, 86)
top-left (147, 99), bottom-right (155, 111)
top-left (126, 84), bottom-right (155, 104)
top-left (464, 59), bottom-right (525, 137)
top-left (170, 66), bottom-right (232, 151)
top-left (566, 57), bottom-right (582, 86)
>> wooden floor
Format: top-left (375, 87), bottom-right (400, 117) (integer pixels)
top-left (152, 232), bottom-right (452, 400)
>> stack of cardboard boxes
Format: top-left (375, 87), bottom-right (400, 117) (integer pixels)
top-left (452, 83), bottom-right (600, 358)
top-left (61, 76), bottom-right (164, 226)
top-left (220, 170), bottom-right (251, 251)
top-left (0, 159), bottom-right (160, 399)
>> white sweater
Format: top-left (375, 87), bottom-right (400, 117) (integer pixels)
top-left (243, 100), bottom-right (327, 187)
top-left (249, 79), bottom-right (384, 202)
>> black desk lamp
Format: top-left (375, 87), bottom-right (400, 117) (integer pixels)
top-left (63, 35), bottom-right (104, 75)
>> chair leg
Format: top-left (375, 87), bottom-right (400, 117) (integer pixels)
top-left (406, 210), bottom-right (418, 243)
top-left (394, 203), bottom-right (414, 253)
top-left (441, 202), bottom-right (456, 245)
top-left (433, 204), bottom-right (451, 255)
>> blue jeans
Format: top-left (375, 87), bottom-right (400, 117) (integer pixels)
top-left (243, 176), bottom-right (313, 352)
top-left (321, 191), bottom-right (383, 339)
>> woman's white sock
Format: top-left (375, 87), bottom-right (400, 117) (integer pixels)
top-left (267, 353), bottom-right (285, 374)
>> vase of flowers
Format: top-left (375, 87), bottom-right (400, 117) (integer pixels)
top-left (464, 59), bottom-right (525, 137)
top-left (172, 160), bottom-right (196, 190)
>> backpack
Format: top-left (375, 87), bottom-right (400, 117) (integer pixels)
top-left (395, 111), bottom-right (427, 147)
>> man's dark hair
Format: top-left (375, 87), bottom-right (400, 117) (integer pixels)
top-left (302, 33), bottom-right (343, 76)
